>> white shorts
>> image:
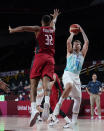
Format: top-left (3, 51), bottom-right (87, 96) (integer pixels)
top-left (62, 71), bottom-right (81, 99)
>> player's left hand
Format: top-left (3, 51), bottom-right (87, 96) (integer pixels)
top-left (50, 9), bottom-right (61, 19)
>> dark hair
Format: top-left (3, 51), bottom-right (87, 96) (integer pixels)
top-left (41, 15), bottom-right (51, 26)
top-left (92, 73), bottom-right (97, 76)
top-left (73, 40), bottom-right (82, 46)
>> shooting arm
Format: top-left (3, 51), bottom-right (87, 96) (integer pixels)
top-left (67, 33), bottom-right (74, 54)
top-left (80, 26), bottom-right (89, 57)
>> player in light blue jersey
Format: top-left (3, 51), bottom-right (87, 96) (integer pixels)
top-left (49, 24), bottom-right (89, 128)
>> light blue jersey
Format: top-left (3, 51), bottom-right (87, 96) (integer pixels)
top-left (65, 52), bottom-right (84, 74)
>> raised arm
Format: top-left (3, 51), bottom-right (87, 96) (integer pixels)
top-left (79, 25), bottom-right (89, 57)
top-left (9, 25), bottom-right (40, 34)
top-left (66, 32), bottom-right (74, 55)
top-left (50, 9), bottom-right (60, 30)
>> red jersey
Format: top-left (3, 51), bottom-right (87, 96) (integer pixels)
top-left (36, 26), bottom-right (55, 57)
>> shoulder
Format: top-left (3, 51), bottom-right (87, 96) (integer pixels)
top-left (88, 81), bottom-right (92, 84)
top-left (97, 80), bottom-right (102, 84)
top-left (41, 26), bottom-right (55, 32)
top-left (67, 52), bottom-right (72, 58)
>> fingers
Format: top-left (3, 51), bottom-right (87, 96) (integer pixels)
top-left (9, 25), bottom-right (11, 30)
top-left (50, 9), bottom-right (61, 17)
top-left (54, 9), bottom-right (59, 13)
top-left (54, 9), bottom-right (61, 15)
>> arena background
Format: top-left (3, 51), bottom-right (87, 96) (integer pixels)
top-left (0, 0), bottom-right (104, 70)
top-left (0, 0), bottom-right (104, 123)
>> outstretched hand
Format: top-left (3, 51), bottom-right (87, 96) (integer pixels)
top-left (50, 9), bottom-right (61, 19)
top-left (8, 26), bottom-right (13, 33)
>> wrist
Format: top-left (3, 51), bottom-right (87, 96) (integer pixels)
top-left (53, 16), bottom-right (57, 23)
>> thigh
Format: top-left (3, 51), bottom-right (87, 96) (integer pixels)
top-left (90, 95), bottom-right (95, 106)
top-left (30, 55), bottom-right (45, 79)
top-left (70, 84), bottom-right (81, 99)
top-left (70, 78), bottom-right (81, 99)
top-left (62, 71), bottom-right (74, 89)
top-left (42, 57), bottom-right (55, 81)
top-left (30, 78), bottom-right (40, 88)
top-left (95, 95), bottom-right (100, 106)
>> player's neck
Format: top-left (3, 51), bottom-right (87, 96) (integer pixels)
top-left (42, 24), bottom-right (50, 27)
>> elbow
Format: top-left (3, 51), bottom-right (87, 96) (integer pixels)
top-left (87, 40), bottom-right (89, 45)
top-left (85, 40), bottom-right (89, 46)
top-left (67, 40), bottom-right (71, 45)
top-left (86, 39), bottom-right (89, 44)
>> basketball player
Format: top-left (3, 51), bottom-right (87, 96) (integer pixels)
top-left (9, 9), bottom-right (60, 127)
top-left (49, 24), bottom-right (89, 128)
top-left (48, 73), bottom-right (71, 125)
top-left (24, 73), bottom-right (71, 124)
top-left (36, 73), bottom-right (71, 124)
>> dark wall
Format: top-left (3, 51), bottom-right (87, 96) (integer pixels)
top-left (0, 1), bottom-right (104, 72)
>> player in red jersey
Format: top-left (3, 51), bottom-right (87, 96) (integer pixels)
top-left (9, 9), bottom-right (60, 127)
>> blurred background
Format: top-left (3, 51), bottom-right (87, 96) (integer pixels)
top-left (0, 0), bottom-right (104, 95)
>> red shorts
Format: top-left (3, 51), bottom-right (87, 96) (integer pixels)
top-left (30, 53), bottom-right (55, 81)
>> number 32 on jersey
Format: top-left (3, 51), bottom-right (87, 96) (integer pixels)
top-left (45, 34), bottom-right (53, 45)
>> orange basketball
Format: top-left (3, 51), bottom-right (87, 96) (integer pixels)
top-left (70, 24), bottom-right (80, 34)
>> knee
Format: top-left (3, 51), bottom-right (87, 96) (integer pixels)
top-left (62, 83), bottom-right (73, 98)
top-left (97, 104), bottom-right (101, 108)
top-left (73, 97), bottom-right (81, 113)
top-left (30, 83), bottom-right (35, 89)
top-left (74, 96), bottom-right (81, 104)
top-left (43, 81), bottom-right (50, 89)
top-left (44, 88), bottom-right (50, 93)
top-left (30, 82), bottom-right (37, 90)
top-left (66, 83), bottom-right (73, 91)
top-left (91, 104), bottom-right (94, 108)
top-left (36, 105), bottom-right (40, 110)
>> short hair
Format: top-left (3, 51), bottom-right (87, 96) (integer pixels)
top-left (41, 15), bottom-right (51, 26)
top-left (92, 73), bottom-right (97, 76)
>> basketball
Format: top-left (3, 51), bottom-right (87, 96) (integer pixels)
top-left (70, 24), bottom-right (80, 34)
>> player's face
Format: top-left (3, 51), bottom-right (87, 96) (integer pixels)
top-left (73, 41), bottom-right (81, 52)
